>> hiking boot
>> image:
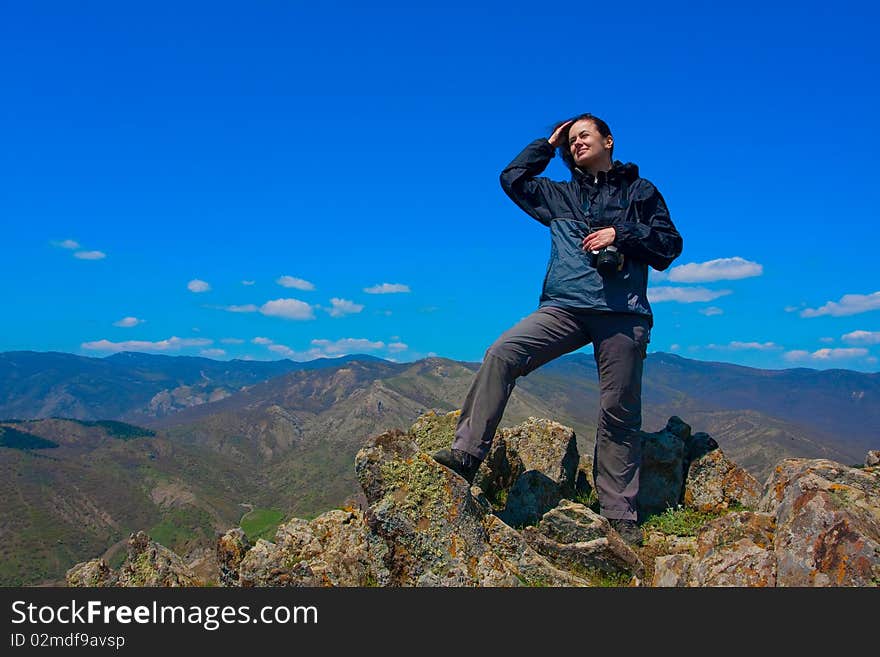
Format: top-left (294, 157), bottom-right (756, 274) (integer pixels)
top-left (609, 518), bottom-right (643, 547)
top-left (432, 448), bottom-right (481, 484)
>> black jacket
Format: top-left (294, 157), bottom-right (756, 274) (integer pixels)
top-left (500, 138), bottom-right (683, 323)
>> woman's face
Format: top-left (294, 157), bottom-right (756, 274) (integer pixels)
top-left (568, 119), bottom-right (613, 169)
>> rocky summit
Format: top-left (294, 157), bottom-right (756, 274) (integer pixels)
top-left (67, 412), bottom-right (880, 587)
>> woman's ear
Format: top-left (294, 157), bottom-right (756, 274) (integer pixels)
top-left (605, 135), bottom-right (614, 152)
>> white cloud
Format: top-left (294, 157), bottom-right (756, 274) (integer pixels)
top-left (819, 337), bottom-right (835, 344)
top-left (841, 330), bottom-right (880, 345)
top-left (277, 276), bottom-right (315, 290)
top-left (784, 305), bottom-right (803, 313)
top-left (188, 279), bottom-right (211, 293)
top-left (221, 338), bottom-right (245, 344)
top-left (242, 280), bottom-right (256, 286)
top-left (667, 257), bottom-right (763, 283)
top-left (729, 341), bottom-right (780, 351)
top-left (256, 336), bottom-right (403, 362)
top-left (669, 344), bottom-right (680, 351)
top-left (268, 344), bottom-right (296, 358)
top-left (801, 291), bottom-right (880, 318)
top-left (311, 338), bottom-right (385, 354)
top-left (649, 287), bottom-right (732, 303)
top-left (364, 283), bottom-right (411, 294)
top-left (53, 239), bottom-right (80, 249)
top-left (200, 348), bottom-right (226, 358)
top-left (869, 356), bottom-right (878, 365)
top-left (784, 348), bottom-right (870, 361)
top-left (699, 307), bottom-right (724, 316)
top-left (260, 298), bottom-right (315, 320)
top-left (224, 304), bottom-right (258, 313)
top-left (327, 298), bottom-right (364, 317)
top-left (81, 336), bottom-right (212, 353)
top-left (706, 341), bottom-right (780, 351)
top-left (74, 250), bottom-right (106, 260)
top-left (113, 316), bottom-right (144, 327)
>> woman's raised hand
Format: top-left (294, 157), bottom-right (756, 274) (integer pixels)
top-left (548, 120), bottom-right (574, 147)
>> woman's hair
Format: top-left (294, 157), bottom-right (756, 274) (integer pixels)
top-left (552, 113), bottom-right (614, 170)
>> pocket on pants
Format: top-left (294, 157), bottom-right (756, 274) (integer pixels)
top-left (633, 325), bottom-right (651, 360)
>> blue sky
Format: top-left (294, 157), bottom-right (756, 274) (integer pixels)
top-left (2, 1), bottom-right (878, 371)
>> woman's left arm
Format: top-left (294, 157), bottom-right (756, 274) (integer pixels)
top-left (613, 182), bottom-right (683, 271)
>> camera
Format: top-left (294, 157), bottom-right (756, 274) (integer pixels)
top-left (593, 244), bottom-right (623, 275)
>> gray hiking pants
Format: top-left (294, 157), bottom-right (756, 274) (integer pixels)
top-left (452, 305), bottom-right (651, 521)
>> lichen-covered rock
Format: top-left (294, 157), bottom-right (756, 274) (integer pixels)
top-left (643, 531), bottom-right (697, 556)
top-left (116, 531), bottom-right (198, 587)
top-left (476, 418), bottom-right (579, 524)
top-left (66, 558), bottom-right (117, 587)
top-left (354, 429), bottom-right (520, 586)
top-left (408, 409), bottom-right (460, 457)
top-left (237, 509), bottom-right (389, 587)
top-left (652, 554), bottom-right (693, 587)
top-left (483, 515), bottom-right (591, 587)
top-left (688, 512), bottom-right (777, 587)
top-left (759, 459), bottom-right (880, 586)
top-left (522, 500), bottom-right (643, 580)
top-left (495, 418), bottom-right (579, 495)
top-left (185, 546), bottom-right (220, 586)
top-left (684, 448), bottom-right (761, 512)
top-left (217, 528), bottom-right (251, 587)
top-left (866, 450), bottom-right (880, 468)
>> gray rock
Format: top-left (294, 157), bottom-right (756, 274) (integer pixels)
top-left (523, 500), bottom-right (643, 580)
top-left (217, 528), bottom-right (250, 587)
top-left (638, 417), bottom-right (691, 518)
top-left (759, 458), bottom-right (880, 586)
top-left (689, 512), bottom-right (777, 587)
top-left (237, 509), bottom-right (389, 587)
top-left (66, 558), bottom-right (117, 587)
top-left (684, 447), bottom-right (761, 512)
top-left (354, 429), bottom-right (519, 586)
top-left (116, 531), bottom-right (199, 587)
top-left (652, 554), bottom-right (694, 587)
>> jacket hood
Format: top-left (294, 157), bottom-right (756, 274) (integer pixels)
top-left (570, 160), bottom-right (640, 183)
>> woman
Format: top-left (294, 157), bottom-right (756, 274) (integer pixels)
top-left (433, 113), bottom-right (683, 546)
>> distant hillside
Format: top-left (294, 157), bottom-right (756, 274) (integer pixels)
top-left (0, 418), bottom-right (260, 586)
top-left (0, 350), bottom-right (388, 422)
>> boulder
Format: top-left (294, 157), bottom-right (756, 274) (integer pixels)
top-left (638, 416), bottom-right (691, 518)
top-left (522, 500), bottom-right (643, 581)
top-left (652, 512), bottom-right (776, 587)
top-left (688, 512), bottom-right (777, 587)
top-left (217, 528), bottom-right (251, 587)
top-left (236, 509), bottom-right (389, 587)
top-left (66, 558), bottom-right (117, 587)
top-left (758, 458), bottom-right (880, 586)
top-left (116, 531), bottom-right (199, 587)
top-left (684, 447), bottom-right (762, 512)
top-left (355, 429), bottom-right (520, 586)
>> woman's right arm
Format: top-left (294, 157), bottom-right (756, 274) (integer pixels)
top-left (499, 121), bottom-right (573, 226)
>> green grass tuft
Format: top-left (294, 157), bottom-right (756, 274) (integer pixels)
top-left (642, 505), bottom-right (721, 537)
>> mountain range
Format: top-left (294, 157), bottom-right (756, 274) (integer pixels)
top-left (1, 349), bottom-right (877, 585)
